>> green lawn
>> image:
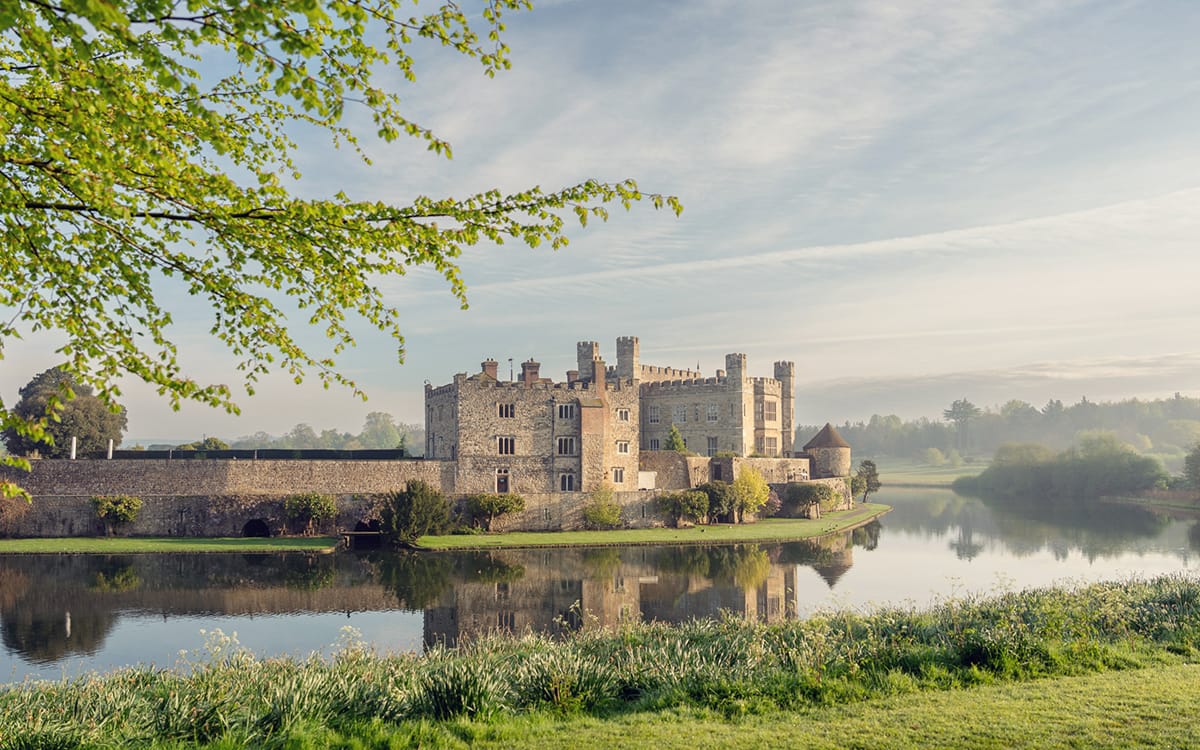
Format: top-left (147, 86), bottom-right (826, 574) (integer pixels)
top-left (415, 503), bottom-right (889, 550)
top-left (400, 665), bottom-right (1200, 749)
top-left (870, 457), bottom-right (985, 487)
top-left (0, 536), bottom-right (339, 554)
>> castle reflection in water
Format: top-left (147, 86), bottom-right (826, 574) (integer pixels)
top-left (423, 531), bottom-right (862, 647)
top-left (0, 525), bottom-right (874, 668)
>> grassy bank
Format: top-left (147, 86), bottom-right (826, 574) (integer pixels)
top-left (3, 575), bottom-right (1198, 748)
top-left (415, 503), bottom-right (889, 550)
top-left (0, 536), bottom-right (339, 554)
top-left (870, 457), bottom-right (984, 487)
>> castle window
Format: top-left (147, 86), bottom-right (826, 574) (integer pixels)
top-left (498, 611), bottom-right (515, 630)
top-left (557, 436), bottom-right (576, 455)
top-left (497, 437), bottom-right (515, 455)
top-left (496, 468), bottom-right (510, 493)
top-left (616, 440), bottom-right (629, 454)
top-left (612, 466), bottom-right (625, 484)
top-left (648, 405), bottom-right (660, 424)
top-left (765, 400), bottom-right (777, 422)
top-left (755, 436), bottom-right (765, 454)
top-left (648, 438), bottom-right (660, 450)
top-left (707, 404), bottom-right (719, 422)
top-left (543, 507), bottom-right (552, 520)
top-left (617, 408), bottom-right (630, 421)
top-left (673, 405), bottom-right (687, 423)
top-left (558, 403), bottom-right (575, 419)
top-left (766, 437), bottom-right (778, 455)
top-left (560, 473), bottom-right (575, 491)
top-left (707, 436), bottom-right (718, 456)
top-left (755, 402), bottom-right (764, 421)
top-left (498, 403), bottom-right (515, 418)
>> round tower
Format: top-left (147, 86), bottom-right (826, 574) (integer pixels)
top-left (803, 423), bottom-right (852, 478)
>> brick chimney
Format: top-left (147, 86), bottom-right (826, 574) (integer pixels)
top-left (481, 359), bottom-right (499, 380)
top-left (521, 359), bottom-right (541, 387)
top-left (592, 357), bottom-right (605, 391)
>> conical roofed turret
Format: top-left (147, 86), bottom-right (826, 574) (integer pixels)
top-left (803, 423), bottom-right (850, 450)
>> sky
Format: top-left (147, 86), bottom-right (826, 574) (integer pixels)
top-left (7, 0), bottom-right (1200, 443)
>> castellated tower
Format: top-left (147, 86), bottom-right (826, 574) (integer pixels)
top-left (576, 341), bottom-right (599, 382)
top-left (616, 336), bottom-right (640, 381)
top-left (774, 361), bottom-right (795, 455)
top-left (724, 353), bottom-right (746, 384)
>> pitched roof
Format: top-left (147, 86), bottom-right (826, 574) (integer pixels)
top-left (803, 423), bottom-right (850, 450)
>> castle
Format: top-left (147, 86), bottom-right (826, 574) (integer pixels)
top-left (424, 336), bottom-right (851, 498)
top-left (0, 337), bottom-right (854, 538)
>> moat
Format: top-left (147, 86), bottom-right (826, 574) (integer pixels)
top-left (3, 487), bottom-right (1198, 682)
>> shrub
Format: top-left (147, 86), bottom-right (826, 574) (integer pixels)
top-left (582, 483), bottom-right (622, 530)
top-left (761, 487), bottom-right (782, 517)
top-left (466, 492), bottom-right (526, 531)
top-left (380, 480), bottom-right (451, 542)
top-left (731, 466), bottom-right (769, 522)
top-left (781, 483), bottom-right (838, 517)
top-left (696, 480), bottom-right (735, 522)
top-left (90, 494), bottom-right (141, 534)
top-left (655, 490), bottom-right (708, 527)
top-left (284, 492), bottom-right (338, 535)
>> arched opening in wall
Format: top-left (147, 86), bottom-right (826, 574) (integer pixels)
top-left (351, 519), bottom-right (382, 549)
top-left (242, 519), bottom-right (271, 538)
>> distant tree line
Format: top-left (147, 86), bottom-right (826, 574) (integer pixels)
top-left (798, 392), bottom-right (1200, 471)
top-left (156, 412), bottom-right (425, 456)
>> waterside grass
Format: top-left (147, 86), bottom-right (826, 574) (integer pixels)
top-left (3, 575), bottom-right (1199, 748)
top-left (414, 503), bottom-right (890, 550)
top-left (0, 536), bottom-right (339, 554)
top-left (870, 457), bottom-right (985, 487)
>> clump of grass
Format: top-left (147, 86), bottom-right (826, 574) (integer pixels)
top-left (2, 576), bottom-right (1200, 747)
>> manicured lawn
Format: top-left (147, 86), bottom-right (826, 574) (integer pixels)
top-left (418, 665), bottom-right (1200, 749)
top-left (871, 457), bottom-right (985, 487)
top-left (0, 536), bottom-right (339, 553)
top-left (415, 503), bottom-right (889, 550)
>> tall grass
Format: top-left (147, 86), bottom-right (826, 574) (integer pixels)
top-left (2, 576), bottom-right (1198, 748)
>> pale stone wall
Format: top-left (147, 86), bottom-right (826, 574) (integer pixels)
top-left (751, 378), bottom-right (786, 456)
top-left (636, 452), bottom-right (713, 490)
top-left (481, 490), bottom-right (668, 532)
top-left (0, 458), bottom-right (454, 537)
top-left (4, 458), bottom-right (451, 497)
top-left (809, 446), bottom-right (852, 479)
top-left (640, 378), bottom-right (747, 456)
top-left (431, 376), bottom-right (640, 495)
top-left (730, 456), bottom-right (812, 484)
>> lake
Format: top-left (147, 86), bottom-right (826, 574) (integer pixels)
top-left (3, 487), bottom-right (1198, 682)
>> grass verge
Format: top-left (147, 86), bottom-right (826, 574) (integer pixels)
top-left (869, 458), bottom-right (984, 487)
top-left (0, 536), bottom-right (339, 554)
top-left (3, 575), bottom-right (1199, 748)
top-left (415, 504), bottom-right (890, 550)
top-left (275, 665), bottom-right (1200, 749)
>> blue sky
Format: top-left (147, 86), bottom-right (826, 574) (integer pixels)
top-left (8, 0), bottom-right (1200, 441)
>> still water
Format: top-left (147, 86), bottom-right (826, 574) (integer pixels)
top-left (3, 488), bottom-right (1198, 682)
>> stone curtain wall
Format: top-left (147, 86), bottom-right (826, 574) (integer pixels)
top-left (637, 451), bottom-right (713, 490)
top-left (6, 458), bottom-right (452, 497)
top-left (0, 458), bottom-right (452, 538)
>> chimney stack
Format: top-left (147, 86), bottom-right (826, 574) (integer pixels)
top-left (481, 359), bottom-right (499, 380)
top-left (521, 359), bottom-right (541, 387)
